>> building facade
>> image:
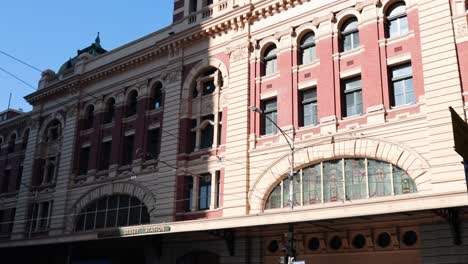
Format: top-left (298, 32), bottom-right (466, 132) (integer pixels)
top-left (1, 0), bottom-right (468, 263)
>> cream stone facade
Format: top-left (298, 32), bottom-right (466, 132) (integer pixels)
top-left (0, 0), bottom-right (468, 263)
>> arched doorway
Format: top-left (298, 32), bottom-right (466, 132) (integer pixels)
top-left (177, 251), bottom-right (219, 264)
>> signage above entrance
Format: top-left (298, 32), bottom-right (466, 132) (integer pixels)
top-left (97, 225), bottom-right (171, 238)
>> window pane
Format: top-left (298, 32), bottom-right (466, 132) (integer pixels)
top-left (200, 124), bottom-right (214, 149)
top-left (368, 160), bottom-right (392, 197)
top-left (199, 175), bottom-right (211, 210)
top-left (400, 16), bottom-right (408, 34)
top-left (106, 196), bottom-right (118, 228)
top-left (389, 19), bottom-right (399, 38)
top-left (352, 32), bottom-right (360, 49)
top-left (129, 198), bottom-right (142, 226)
top-left (405, 79), bottom-right (415, 104)
top-left (344, 159), bottom-right (367, 200)
top-left (75, 211), bottom-right (85, 232)
top-left (343, 35), bottom-right (352, 51)
top-left (95, 198), bottom-right (107, 229)
top-left (84, 203), bottom-right (96, 231)
top-left (117, 195), bottom-right (130, 227)
top-left (323, 160), bottom-right (343, 202)
top-left (393, 166), bottom-right (416, 195)
top-left (266, 185), bottom-right (281, 209)
top-left (302, 164), bottom-right (322, 204)
top-left (393, 65), bottom-right (412, 78)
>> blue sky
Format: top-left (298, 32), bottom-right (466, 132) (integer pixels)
top-left (0, 1), bottom-right (173, 112)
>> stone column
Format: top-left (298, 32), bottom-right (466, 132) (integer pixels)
top-left (49, 106), bottom-right (79, 236)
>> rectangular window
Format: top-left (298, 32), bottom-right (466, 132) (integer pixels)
top-left (121, 135), bottom-right (135, 166)
top-left (146, 128), bottom-right (161, 160)
top-left (186, 177), bottom-right (194, 211)
top-left (261, 99), bottom-right (277, 135)
top-left (200, 115), bottom-right (214, 150)
top-left (189, 0), bottom-right (198, 12)
top-left (33, 159), bottom-right (45, 186)
top-left (215, 170), bottom-right (221, 209)
top-left (16, 166), bottom-right (23, 191)
top-left (78, 147), bottom-right (91, 175)
top-left (29, 201), bottom-right (53, 234)
top-left (343, 77), bottom-right (363, 117)
top-left (0, 209), bottom-right (14, 237)
top-left (45, 157), bottom-right (57, 184)
top-left (190, 119), bottom-right (197, 153)
top-left (1, 169), bottom-right (10, 193)
top-left (99, 141), bottom-right (112, 171)
top-left (300, 89), bottom-right (318, 127)
top-left (217, 112), bottom-right (223, 146)
top-left (390, 64), bottom-right (414, 107)
top-left (198, 174), bottom-right (211, 210)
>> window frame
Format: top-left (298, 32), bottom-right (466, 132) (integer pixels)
top-left (299, 32), bottom-right (316, 65)
top-left (300, 88), bottom-right (318, 127)
top-left (386, 2), bottom-right (408, 38)
top-left (341, 18), bottom-right (360, 52)
top-left (261, 99), bottom-right (278, 136)
top-left (263, 45), bottom-right (278, 76)
top-left (390, 63), bottom-right (414, 107)
top-left (342, 77), bottom-right (363, 118)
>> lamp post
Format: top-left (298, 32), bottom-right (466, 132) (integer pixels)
top-left (249, 105), bottom-right (296, 263)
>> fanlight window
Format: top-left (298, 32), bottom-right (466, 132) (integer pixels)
top-left (265, 158), bottom-right (416, 210)
top-left (75, 194), bottom-right (150, 232)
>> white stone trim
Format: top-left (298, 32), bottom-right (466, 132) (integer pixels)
top-left (387, 53), bottom-right (411, 66)
top-left (248, 137), bottom-right (431, 213)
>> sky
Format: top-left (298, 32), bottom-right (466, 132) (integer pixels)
top-left (0, 1), bottom-right (173, 112)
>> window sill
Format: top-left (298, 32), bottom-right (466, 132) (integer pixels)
top-left (295, 59), bottom-right (320, 71)
top-left (101, 122), bottom-right (115, 129)
top-left (146, 108), bottom-right (163, 116)
top-left (333, 46), bottom-right (364, 60)
top-left (342, 114), bottom-right (363, 121)
top-left (389, 102), bottom-right (416, 111)
top-left (122, 115), bottom-right (137, 123)
top-left (256, 72), bottom-right (280, 83)
top-left (177, 208), bottom-right (222, 215)
top-left (378, 31), bottom-right (415, 47)
top-left (79, 128), bottom-right (94, 136)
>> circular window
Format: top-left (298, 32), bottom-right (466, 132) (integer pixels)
top-left (268, 240), bottom-right (279, 252)
top-left (308, 237), bottom-right (321, 251)
top-left (377, 232), bottom-right (392, 248)
top-left (352, 234), bottom-right (367, 249)
top-left (329, 236), bottom-right (342, 250)
top-left (402, 231), bottom-right (418, 246)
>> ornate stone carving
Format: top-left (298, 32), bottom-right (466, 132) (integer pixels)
top-left (229, 44), bottom-right (250, 62)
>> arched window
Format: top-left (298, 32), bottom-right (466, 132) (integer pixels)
top-left (386, 2), bottom-right (408, 38)
top-left (150, 83), bottom-right (163, 110)
top-left (126, 90), bottom-right (138, 117)
top-left (341, 17), bottom-right (359, 52)
top-left (44, 120), bottom-right (62, 142)
top-left (22, 128), bottom-right (30, 150)
top-left (300, 32), bottom-right (316, 65)
top-left (263, 45), bottom-right (277, 76)
top-left (265, 158), bottom-right (417, 209)
top-left (200, 121), bottom-right (214, 149)
top-left (7, 133), bottom-right (16, 154)
top-left (83, 105), bottom-right (95, 130)
top-left (104, 98), bottom-right (115, 124)
top-left (75, 194), bottom-right (150, 232)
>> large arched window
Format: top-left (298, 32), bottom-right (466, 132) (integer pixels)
top-left (150, 82), bottom-right (163, 110)
top-left (104, 98), bottom-right (115, 124)
top-left (265, 158), bottom-right (416, 209)
top-left (386, 2), bottom-right (408, 38)
top-left (126, 90), bottom-right (138, 117)
top-left (299, 32), bottom-right (316, 65)
top-left (83, 105), bottom-right (95, 130)
top-left (186, 67), bottom-right (224, 153)
top-left (75, 194), bottom-right (150, 232)
top-left (340, 17), bottom-right (359, 52)
top-left (263, 45), bottom-right (277, 76)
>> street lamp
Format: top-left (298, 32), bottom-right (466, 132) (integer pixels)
top-left (249, 105), bottom-right (296, 263)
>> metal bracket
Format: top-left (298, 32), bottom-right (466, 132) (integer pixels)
top-left (434, 207), bottom-right (463, 245)
top-left (207, 229), bottom-right (236, 256)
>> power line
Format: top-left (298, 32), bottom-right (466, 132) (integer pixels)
top-left (0, 65), bottom-right (36, 90)
top-left (0, 50), bottom-right (42, 73)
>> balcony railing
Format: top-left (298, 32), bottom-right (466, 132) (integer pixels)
top-left (186, 0), bottom-right (238, 25)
